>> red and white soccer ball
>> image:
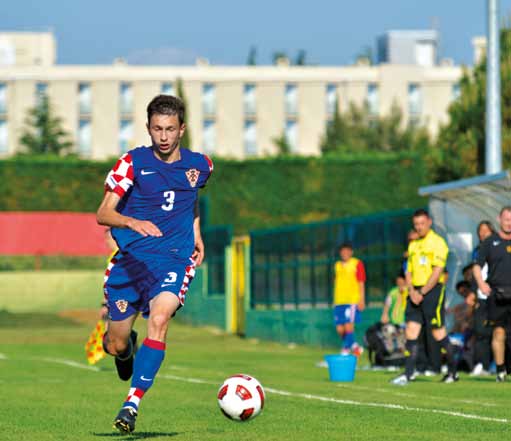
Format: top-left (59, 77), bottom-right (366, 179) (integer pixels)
top-left (217, 374), bottom-right (265, 421)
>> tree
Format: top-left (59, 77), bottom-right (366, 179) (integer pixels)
top-left (247, 46), bottom-right (257, 65)
top-left (19, 95), bottom-right (72, 155)
top-left (433, 27), bottom-right (511, 182)
top-left (273, 132), bottom-right (292, 155)
top-left (175, 77), bottom-right (192, 149)
top-left (320, 100), bottom-right (430, 156)
top-left (272, 51), bottom-right (288, 65)
top-left (294, 49), bottom-right (307, 66)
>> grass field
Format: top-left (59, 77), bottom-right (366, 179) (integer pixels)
top-left (1, 310), bottom-right (511, 441)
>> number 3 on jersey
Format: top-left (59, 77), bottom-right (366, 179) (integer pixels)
top-left (162, 190), bottom-right (175, 211)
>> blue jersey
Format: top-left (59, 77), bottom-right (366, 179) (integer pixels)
top-left (105, 146), bottom-right (213, 262)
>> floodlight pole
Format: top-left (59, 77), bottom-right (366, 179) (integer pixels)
top-left (485, 0), bottom-right (502, 174)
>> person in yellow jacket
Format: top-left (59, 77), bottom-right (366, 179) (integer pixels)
top-left (333, 242), bottom-right (366, 356)
top-left (391, 209), bottom-right (458, 385)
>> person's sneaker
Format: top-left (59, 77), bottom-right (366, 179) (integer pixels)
top-left (113, 407), bottom-right (137, 433)
top-left (423, 370), bottom-right (438, 377)
top-left (115, 330), bottom-right (138, 381)
top-left (351, 345), bottom-right (364, 357)
top-left (390, 374), bottom-right (409, 386)
top-left (496, 371), bottom-right (507, 383)
top-left (340, 348), bottom-right (351, 356)
top-left (470, 363), bottom-right (484, 376)
top-left (441, 373), bottom-right (459, 384)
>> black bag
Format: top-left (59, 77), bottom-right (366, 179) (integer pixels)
top-left (494, 287), bottom-right (511, 301)
top-left (364, 323), bottom-right (405, 367)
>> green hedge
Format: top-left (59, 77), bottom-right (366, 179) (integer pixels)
top-left (0, 153), bottom-right (427, 233)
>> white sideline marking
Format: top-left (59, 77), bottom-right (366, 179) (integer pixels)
top-left (338, 383), bottom-right (498, 408)
top-left (35, 357), bottom-right (101, 372)
top-left (158, 373), bottom-right (508, 424)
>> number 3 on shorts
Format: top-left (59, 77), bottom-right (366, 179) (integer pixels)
top-left (161, 272), bottom-right (178, 288)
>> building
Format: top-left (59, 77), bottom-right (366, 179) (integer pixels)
top-left (0, 31), bottom-right (466, 159)
top-left (377, 30), bottom-right (439, 67)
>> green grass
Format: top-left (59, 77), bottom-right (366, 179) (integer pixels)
top-left (0, 270), bottom-right (103, 312)
top-left (1, 313), bottom-right (511, 441)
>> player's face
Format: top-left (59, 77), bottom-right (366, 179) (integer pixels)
top-left (339, 247), bottom-right (352, 262)
top-left (499, 210), bottom-right (511, 235)
top-left (412, 215), bottom-right (432, 238)
top-left (478, 224), bottom-right (493, 242)
top-left (147, 113), bottom-right (185, 158)
top-left (396, 276), bottom-right (406, 290)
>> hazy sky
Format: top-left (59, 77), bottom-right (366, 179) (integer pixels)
top-left (2, 0), bottom-right (511, 66)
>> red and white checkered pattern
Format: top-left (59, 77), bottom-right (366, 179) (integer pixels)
top-left (204, 154), bottom-right (214, 173)
top-left (125, 387), bottom-right (145, 409)
top-left (102, 253), bottom-right (119, 301)
top-left (105, 153), bottom-right (134, 198)
top-left (178, 258), bottom-right (197, 306)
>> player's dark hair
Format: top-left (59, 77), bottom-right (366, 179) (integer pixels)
top-left (462, 263), bottom-right (474, 274)
top-left (147, 95), bottom-right (185, 125)
top-left (478, 220), bottom-right (496, 235)
top-left (455, 280), bottom-right (472, 295)
top-left (412, 208), bottom-right (430, 219)
top-left (500, 206), bottom-right (511, 216)
top-left (338, 242), bottom-right (353, 251)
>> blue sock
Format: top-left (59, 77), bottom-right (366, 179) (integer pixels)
top-left (343, 332), bottom-right (354, 349)
top-left (123, 338), bottom-right (165, 411)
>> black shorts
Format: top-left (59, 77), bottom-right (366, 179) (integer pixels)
top-left (487, 294), bottom-right (511, 328)
top-left (405, 284), bottom-right (445, 328)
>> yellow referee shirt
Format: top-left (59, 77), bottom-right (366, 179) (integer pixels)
top-left (407, 229), bottom-right (448, 286)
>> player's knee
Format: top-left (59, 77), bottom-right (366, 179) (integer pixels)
top-left (149, 311), bottom-right (171, 331)
top-left (105, 334), bottom-right (129, 356)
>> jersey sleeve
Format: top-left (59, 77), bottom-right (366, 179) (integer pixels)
top-left (105, 153), bottom-right (134, 198)
top-left (198, 154), bottom-right (214, 188)
top-left (432, 237), bottom-right (449, 268)
top-left (356, 260), bottom-right (366, 282)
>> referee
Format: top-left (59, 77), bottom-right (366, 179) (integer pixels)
top-left (391, 209), bottom-right (458, 385)
top-left (473, 206), bottom-right (511, 382)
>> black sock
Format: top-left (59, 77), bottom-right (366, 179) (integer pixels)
top-left (404, 339), bottom-right (418, 380)
top-left (438, 336), bottom-right (456, 375)
top-left (497, 364), bottom-right (506, 374)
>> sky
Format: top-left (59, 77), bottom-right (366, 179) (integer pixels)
top-left (2, 0), bottom-right (511, 66)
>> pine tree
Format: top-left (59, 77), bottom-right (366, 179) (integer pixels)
top-left (175, 77), bottom-right (192, 149)
top-left (19, 95), bottom-right (73, 155)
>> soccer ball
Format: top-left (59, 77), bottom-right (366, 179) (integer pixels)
top-left (217, 374), bottom-right (265, 421)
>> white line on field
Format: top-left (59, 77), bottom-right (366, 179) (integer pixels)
top-left (337, 383), bottom-right (498, 407)
top-left (34, 357), bottom-right (101, 371)
top-left (157, 373), bottom-right (508, 424)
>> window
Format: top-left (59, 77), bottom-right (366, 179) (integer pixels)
top-left (119, 119), bottom-right (133, 153)
top-left (285, 84), bottom-right (298, 115)
top-left (120, 83), bottom-right (133, 115)
top-left (285, 120), bottom-right (298, 152)
top-left (161, 82), bottom-right (174, 96)
top-left (408, 83), bottom-right (422, 116)
top-left (0, 119), bottom-right (7, 153)
top-left (244, 84), bottom-right (256, 116)
top-left (367, 83), bottom-right (379, 116)
top-left (203, 119), bottom-right (216, 154)
top-left (0, 83), bottom-right (6, 114)
top-left (202, 83), bottom-right (216, 116)
top-left (36, 82), bottom-right (47, 105)
top-left (244, 120), bottom-right (257, 155)
top-left (78, 119), bottom-right (92, 156)
top-left (326, 84), bottom-right (337, 116)
top-left (78, 83), bottom-right (91, 115)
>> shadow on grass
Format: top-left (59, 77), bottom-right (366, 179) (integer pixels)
top-left (93, 432), bottom-right (179, 439)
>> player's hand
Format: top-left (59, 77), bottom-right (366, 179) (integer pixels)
top-left (192, 236), bottom-right (205, 266)
top-left (127, 218), bottom-right (162, 237)
top-left (98, 305), bottom-right (109, 321)
top-left (480, 282), bottom-right (491, 296)
top-left (410, 289), bottom-right (423, 305)
top-left (357, 301), bottom-right (365, 312)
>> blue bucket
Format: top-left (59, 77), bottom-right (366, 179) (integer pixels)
top-left (324, 354), bottom-right (357, 382)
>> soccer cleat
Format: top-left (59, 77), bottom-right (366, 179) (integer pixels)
top-left (340, 348), bottom-right (351, 356)
top-left (113, 407), bottom-right (137, 433)
top-left (351, 344), bottom-right (364, 357)
top-left (390, 374), bottom-right (409, 386)
top-left (115, 330), bottom-right (138, 381)
top-left (496, 372), bottom-right (507, 383)
top-left (441, 373), bottom-right (459, 384)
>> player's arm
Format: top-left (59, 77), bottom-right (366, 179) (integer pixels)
top-left (191, 198), bottom-right (205, 266)
top-left (357, 261), bottom-right (366, 311)
top-left (473, 239), bottom-right (491, 296)
top-left (380, 294), bottom-right (391, 324)
top-left (96, 191), bottom-right (162, 237)
top-left (419, 239), bottom-right (448, 296)
top-left (418, 265), bottom-right (444, 295)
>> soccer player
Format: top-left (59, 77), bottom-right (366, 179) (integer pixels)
top-left (96, 95), bottom-right (213, 433)
top-left (391, 209), bottom-right (458, 385)
top-left (473, 207), bottom-right (511, 382)
top-left (380, 273), bottom-right (408, 326)
top-left (332, 242), bottom-right (366, 356)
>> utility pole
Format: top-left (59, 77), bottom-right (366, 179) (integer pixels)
top-left (485, 0), bottom-right (502, 174)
